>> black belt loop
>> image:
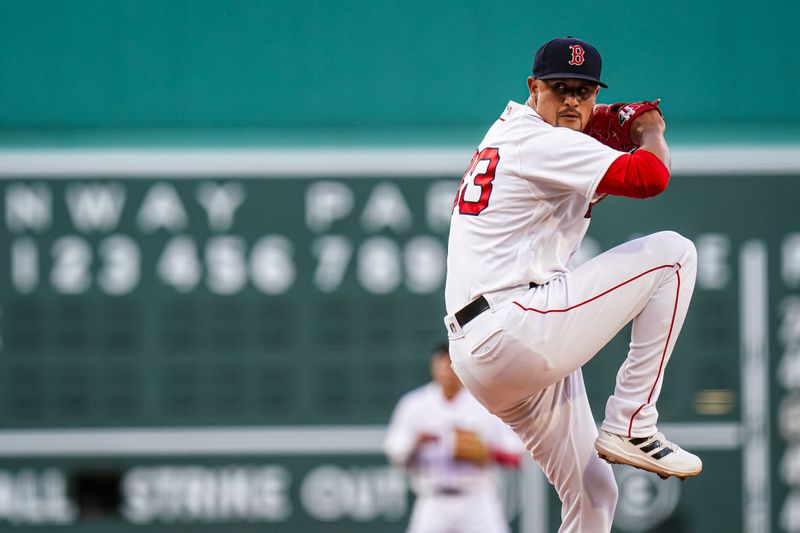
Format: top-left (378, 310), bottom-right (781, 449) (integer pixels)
top-left (454, 296), bottom-right (489, 328)
top-left (456, 282), bottom-right (539, 329)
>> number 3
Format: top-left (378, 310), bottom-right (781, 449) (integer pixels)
top-left (455, 147), bottom-right (500, 215)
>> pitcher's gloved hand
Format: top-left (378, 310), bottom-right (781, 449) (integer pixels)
top-left (584, 99), bottom-right (663, 152)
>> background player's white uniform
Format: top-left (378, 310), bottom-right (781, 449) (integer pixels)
top-left (444, 101), bottom-right (697, 532)
top-left (383, 381), bottom-right (524, 533)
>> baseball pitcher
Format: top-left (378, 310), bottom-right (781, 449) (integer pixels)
top-left (443, 36), bottom-right (702, 533)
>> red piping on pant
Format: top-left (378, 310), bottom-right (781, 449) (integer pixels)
top-left (511, 264), bottom-right (676, 315)
top-left (626, 268), bottom-right (681, 437)
top-left (511, 263), bottom-right (682, 438)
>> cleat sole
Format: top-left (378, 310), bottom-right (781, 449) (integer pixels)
top-left (596, 450), bottom-right (700, 480)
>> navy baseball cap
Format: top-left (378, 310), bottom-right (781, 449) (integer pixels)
top-left (533, 36), bottom-right (607, 88)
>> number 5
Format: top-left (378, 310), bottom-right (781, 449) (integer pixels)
top-left (455, 147), bottom-right (500, 215)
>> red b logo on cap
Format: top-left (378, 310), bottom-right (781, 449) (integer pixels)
top-left (568, 45), bottom-right (585, 66)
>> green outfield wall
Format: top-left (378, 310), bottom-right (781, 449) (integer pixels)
top-left (0, 0), bottom-right (799, 143)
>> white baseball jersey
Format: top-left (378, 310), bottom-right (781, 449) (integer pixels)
top-left (445, 100), bottom-right (623, 314)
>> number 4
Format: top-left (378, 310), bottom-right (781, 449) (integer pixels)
top-left (454, 147), bottom-right (500, 215)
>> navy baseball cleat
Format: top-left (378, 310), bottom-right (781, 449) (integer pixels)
top-left (595, 430), bottom-right (703, 480)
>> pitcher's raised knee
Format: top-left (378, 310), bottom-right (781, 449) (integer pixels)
top-left (667, 231), bottom-right (697, 270)
top-left (648, 231), bottom-right (696, 268)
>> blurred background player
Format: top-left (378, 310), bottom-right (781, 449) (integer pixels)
top-left (383, 343), bottom-right (524, 533)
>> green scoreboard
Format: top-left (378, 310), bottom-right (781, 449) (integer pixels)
top-left (0, 147), bottom-right (798, 532)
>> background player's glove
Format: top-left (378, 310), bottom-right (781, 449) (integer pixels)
top-left (584, 99), bottom-right (663, 152)
top-left (452, 428), bottom-right (489, 464)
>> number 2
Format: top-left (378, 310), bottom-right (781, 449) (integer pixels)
top-left (455, 147), bottom-right (500, 215)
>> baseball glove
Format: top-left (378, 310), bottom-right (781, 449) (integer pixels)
top-left (584, 99), bottom-right (662, 152)
top-left (452, 428), bottom-right (489, 464)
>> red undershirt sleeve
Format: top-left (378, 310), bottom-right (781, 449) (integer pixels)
top-left (490, 448), bottom-right (522, 468)
top-left (596, 150), bottom-right (670, 199)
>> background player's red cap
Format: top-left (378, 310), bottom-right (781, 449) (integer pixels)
top-left (533, 36), bottom-right (607, 88)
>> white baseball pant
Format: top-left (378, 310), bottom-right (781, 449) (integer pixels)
top-left (407, 490), bottom-right (510, 533)
top-left (445, 231), bottom-right (697, 533)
